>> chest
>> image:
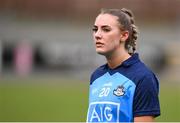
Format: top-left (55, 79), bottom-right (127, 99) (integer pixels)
top-left (89, 72), bottom-right (136, 103)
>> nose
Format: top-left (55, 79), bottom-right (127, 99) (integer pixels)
top-left (94, 30), bottom-right (102, 40)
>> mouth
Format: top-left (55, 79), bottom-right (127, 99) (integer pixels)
top-left (96, 42), bottom-right (104, 47)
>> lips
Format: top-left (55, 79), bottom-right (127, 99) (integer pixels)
top-left (96, 42), bottom-right (104, 47)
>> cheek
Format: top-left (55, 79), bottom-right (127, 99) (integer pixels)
top-left (107, 33), bottom-right (121, 45)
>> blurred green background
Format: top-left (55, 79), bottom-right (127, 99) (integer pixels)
top-left (0, 78), bottom-right (180, 122)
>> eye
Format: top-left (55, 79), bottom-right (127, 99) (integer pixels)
top-left (92, 27), bottom-right (98, 32)
top-left (102, 27), bottom-right (111, 32)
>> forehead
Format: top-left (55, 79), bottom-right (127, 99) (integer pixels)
top-left (94, 14), bottom-right (119, 27)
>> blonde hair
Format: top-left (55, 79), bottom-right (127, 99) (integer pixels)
top-left (101, 8), bottom-right (139, 55)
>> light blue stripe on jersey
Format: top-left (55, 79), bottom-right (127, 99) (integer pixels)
top-left (87, 72), bottom-right (136, 122)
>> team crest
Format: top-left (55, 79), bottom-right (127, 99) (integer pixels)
top-left (113, 85), bottom-right (125, 96)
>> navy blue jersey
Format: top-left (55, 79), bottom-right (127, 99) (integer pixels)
top-left (86, 53), bottom-right (160, 122)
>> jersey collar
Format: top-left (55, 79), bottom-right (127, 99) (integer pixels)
top-left (121, 53), bottom-right (140, 67)
top-left (105, 53), bottom-right (140, 70)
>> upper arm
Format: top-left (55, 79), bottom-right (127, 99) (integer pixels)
top-left (134, 116), bottom-right (155, 122)
top-left (133, 74), bottom-right (160, 118)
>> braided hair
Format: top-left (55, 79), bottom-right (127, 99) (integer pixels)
top-left (101, 8), bottom-right (139, 55)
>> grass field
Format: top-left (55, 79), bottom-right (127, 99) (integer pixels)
top-left (0, 78), bottom-right (179, 122)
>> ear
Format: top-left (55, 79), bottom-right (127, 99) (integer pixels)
top-left (120, 31), bottom-right (129, 42)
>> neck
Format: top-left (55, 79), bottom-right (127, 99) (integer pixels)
top-left (106, 50), bottom-right (131, 69)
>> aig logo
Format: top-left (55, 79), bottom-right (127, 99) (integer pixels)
top-left (87, 102), bottom-right (120, 122)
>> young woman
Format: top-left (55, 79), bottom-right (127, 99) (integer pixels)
top-left (86, 8), bottom-right (160, 122)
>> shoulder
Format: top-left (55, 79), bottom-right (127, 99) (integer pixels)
top-left (132, 61), bottom-right (159, 91)
top-left (136, 61), bottom-right (158, 81)
top-left (135, 61), bottom-right (155, 77)
top-left (90, 64), bottom-right (107, 85)
top-left (118, 53), bottom-right (158, 84)
top-left (124, 57), bottom-right (159, 87)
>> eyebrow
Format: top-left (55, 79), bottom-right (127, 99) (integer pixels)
top-left (93, 25), bottom-right (111, 28)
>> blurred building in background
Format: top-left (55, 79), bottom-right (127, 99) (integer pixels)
top-left (0, 0), bottom-right (180, 80)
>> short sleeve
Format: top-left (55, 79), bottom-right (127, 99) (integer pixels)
top-left (133, 74), bottom-right (160, 117)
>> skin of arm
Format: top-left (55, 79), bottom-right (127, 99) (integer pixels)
top-left (134, 116), bottom-right (155, 122)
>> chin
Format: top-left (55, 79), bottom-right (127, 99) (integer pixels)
top-left (96, 49), bottom-right (107, 56)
